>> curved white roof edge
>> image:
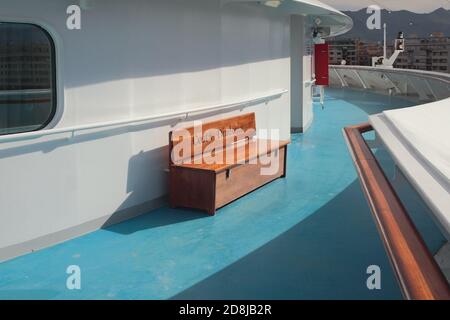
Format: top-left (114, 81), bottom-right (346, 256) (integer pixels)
top-left (370, 112), bottom-right (450, 240)
top-left (382, 100), bottom-right (450, 190)
top-left (228, 0), bottom-right (353, 37)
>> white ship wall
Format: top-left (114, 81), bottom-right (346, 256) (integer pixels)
top-left (290, 15), bottom-right (313, 132)
top-left (0, 0), bottom-right (291, 258)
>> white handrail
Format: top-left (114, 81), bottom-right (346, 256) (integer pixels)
top-left (304, 79), bottom-right (316, 87)
top-left (329, 65), bottom-right (450, 108)
top-left (0, 89), bottom-right (288, 144)
top-left (330, 65), bottom-right (450, 85)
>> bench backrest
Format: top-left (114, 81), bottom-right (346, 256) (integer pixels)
top-left (169, 113), bottom-right (256, 164)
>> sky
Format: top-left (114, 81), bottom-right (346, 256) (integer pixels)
top-left (320, 0), bottom-right (450, 13)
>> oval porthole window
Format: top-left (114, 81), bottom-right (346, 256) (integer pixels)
top-left (0, 22), bottom-right (56, 135)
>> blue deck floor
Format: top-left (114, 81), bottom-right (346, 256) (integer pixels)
top-left (0, 88), bottom-right (446, 300)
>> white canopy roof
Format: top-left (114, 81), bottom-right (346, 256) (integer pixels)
top-left (384, 102), bottom-right (450, 187)
top-left (227, 0), bottom-right (353, 37)
top-left (370, 101), bottom-right (450, 239)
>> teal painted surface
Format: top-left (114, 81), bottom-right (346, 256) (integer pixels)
top-left (0, 88), bottom-right (444, 300)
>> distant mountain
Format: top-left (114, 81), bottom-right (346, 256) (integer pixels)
top-left (337, 8), bottom-right (450, 42)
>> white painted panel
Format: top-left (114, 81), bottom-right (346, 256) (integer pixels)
top-left (0, 0), bottom-right (291, 249)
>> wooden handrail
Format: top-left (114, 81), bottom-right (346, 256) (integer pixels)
top-left (343, 123), bottom-right (450, 300)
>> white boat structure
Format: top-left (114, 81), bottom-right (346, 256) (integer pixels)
top-left (0, 0), bottom-right (352, 263)
top-left (0, 0), bottom-right (449, 300)
top-left (336, 65), bottom-right (450, 299)
top-left (332, 66), bottom-right (450, 237)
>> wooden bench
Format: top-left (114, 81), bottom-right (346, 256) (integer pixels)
top-left (169, 113), bottom-right (289, 215)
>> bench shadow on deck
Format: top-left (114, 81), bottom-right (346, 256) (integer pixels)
top-left (171, 180), bottom-right (402, 300)
top-left (105, 208), bottom-right (207, 235)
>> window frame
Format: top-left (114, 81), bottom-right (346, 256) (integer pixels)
top-left (0, 21), bottom-right (57, 136)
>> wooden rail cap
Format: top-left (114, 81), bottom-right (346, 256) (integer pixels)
top-left (343, 122), bottom-right (450, 300)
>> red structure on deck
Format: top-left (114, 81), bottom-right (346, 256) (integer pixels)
top-left (314, 44), bottom-right (329, 86)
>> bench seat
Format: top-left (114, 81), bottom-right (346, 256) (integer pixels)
top-left (169, 113), bottom-right (289, 215)
top-left (174, 138), bottom-right (290, 173)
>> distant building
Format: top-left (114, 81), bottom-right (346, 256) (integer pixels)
top-left (327, 39), bottom-right (383, 66)
top-left (359, 42), bottom-right (384, 66)
top-left (389, 33), bottom-right (450, 72)
top-left (327, 39), bottom-right (359, 65)
top-left (328, 34), bottom-right (450, 73)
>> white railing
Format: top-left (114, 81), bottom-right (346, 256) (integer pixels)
top-left (304, 79), bottom-right (316, 87)
top-left (0, 89), bottom-right (288, 144)
top-left (329, 65), bottom-right (450, 102)
top-left (337, 65), bottom-right (450, 300)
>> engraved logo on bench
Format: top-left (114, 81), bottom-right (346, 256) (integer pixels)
top-left (171, 123), bottom-right (281, 176)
